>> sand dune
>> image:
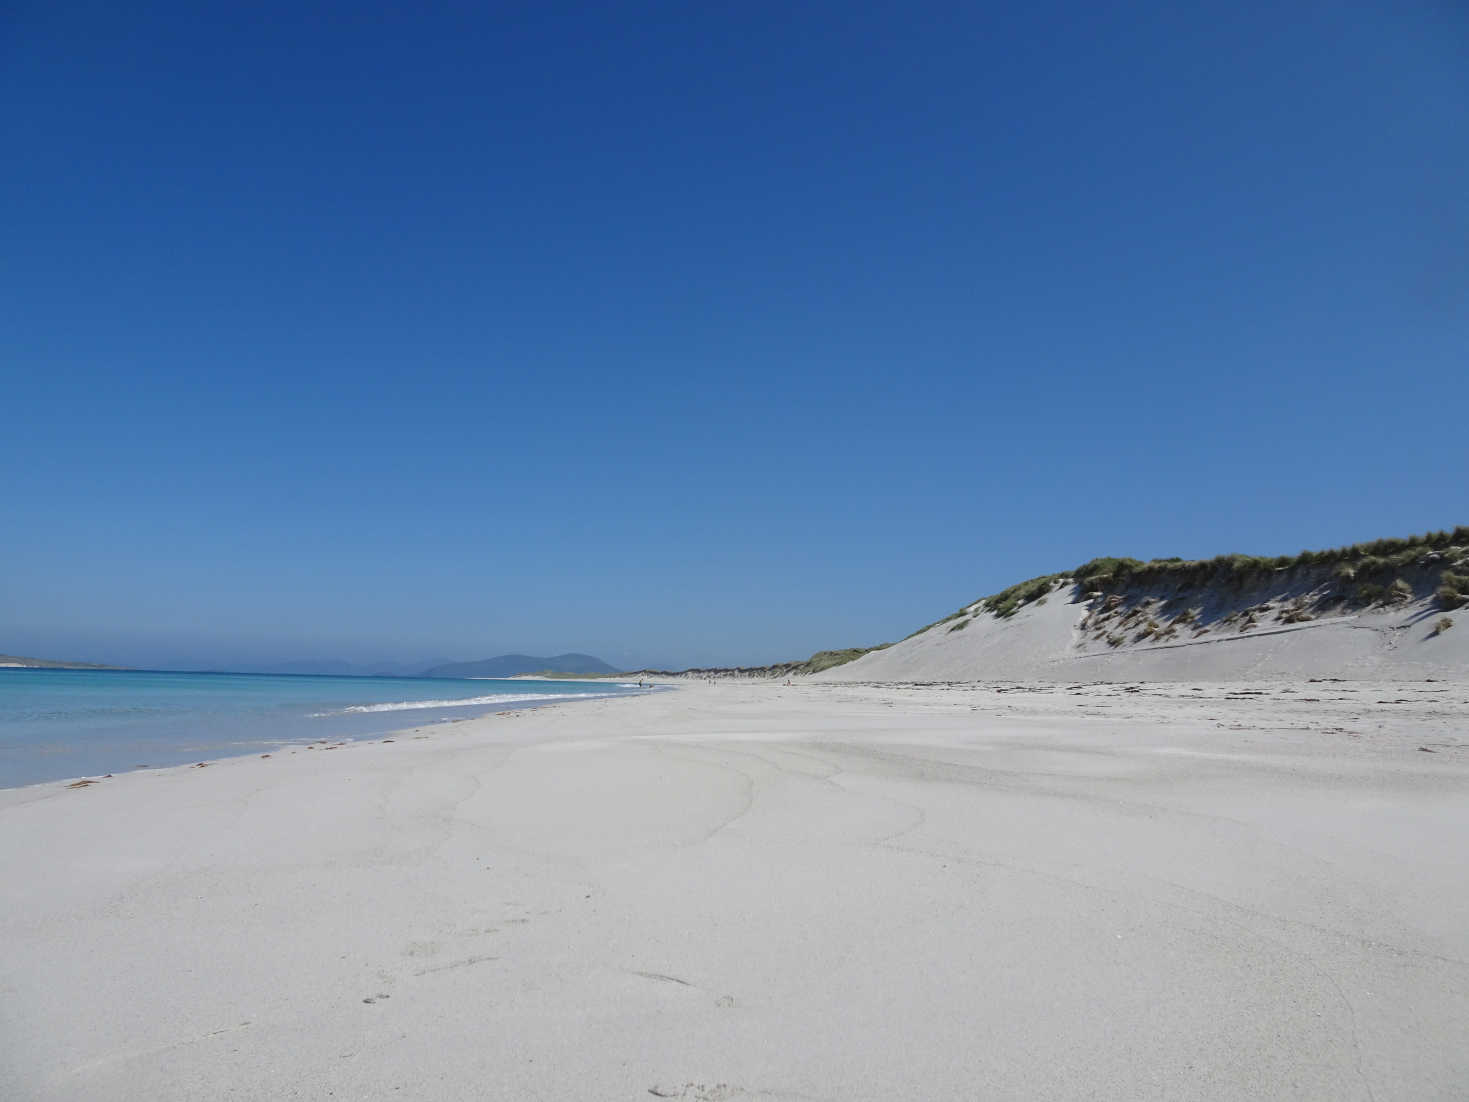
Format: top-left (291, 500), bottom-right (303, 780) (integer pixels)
top-left (822, 586), bottom-right (1467, 682)
top-left (3, 681), bottom-right (1467, 1100)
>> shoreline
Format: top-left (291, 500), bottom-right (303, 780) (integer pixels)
top-left (3, 679), bottom-right (1467, 1100)
top-left (0, 675), bottom-right (648, 793)
top-left (0, 683), bottom-right (647, 796)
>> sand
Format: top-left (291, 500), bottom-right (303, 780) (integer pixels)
top-left (2, 680), bottom-right (1467, 1100)
top-left (823, 588), bottom-right (1469, 683)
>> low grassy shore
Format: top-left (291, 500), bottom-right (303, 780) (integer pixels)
top-left (2, 680), bottom-right (1467, 1100)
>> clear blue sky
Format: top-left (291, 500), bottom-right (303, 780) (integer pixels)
top-left (3, 1), bottom-right (1466, 671)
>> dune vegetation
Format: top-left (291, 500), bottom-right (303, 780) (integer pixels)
top-left (956, 527), bottom-right (1469, 624)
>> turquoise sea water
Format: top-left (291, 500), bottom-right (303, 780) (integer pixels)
top-left (0, 669), bottom-right (642, 788)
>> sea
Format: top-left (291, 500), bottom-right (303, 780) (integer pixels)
top-left (0, 668), bottom-right (645, 789)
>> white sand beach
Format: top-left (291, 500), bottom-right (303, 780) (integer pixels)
top-left (3, 680), bottom-right (1467, 1100)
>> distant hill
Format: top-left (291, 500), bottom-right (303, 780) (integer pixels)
top-left (0, 654), bottom-right (122, 670)
top-left (423, 653), bottom-right (618, 678)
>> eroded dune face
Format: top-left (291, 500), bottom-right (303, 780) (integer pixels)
top-left (822, 567), bottom-right (1469, 683)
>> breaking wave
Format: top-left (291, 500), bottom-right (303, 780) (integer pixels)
top-left (312, 691), bottom-right (617, 716)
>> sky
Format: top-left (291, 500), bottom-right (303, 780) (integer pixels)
top-left (3, 1), bottom-right (1466, 671)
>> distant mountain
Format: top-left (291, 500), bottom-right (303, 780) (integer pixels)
top-left (422, 653), bottom-right (618, 678)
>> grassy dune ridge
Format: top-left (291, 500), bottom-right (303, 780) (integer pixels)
top-left (950, 526), bottom-right (1469, 626)
top-left (830, 526), bottom-right (1469, 676)
top-left (645, 527), bottom-right (1469, 678)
